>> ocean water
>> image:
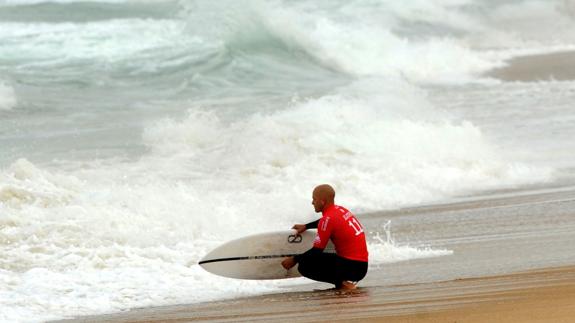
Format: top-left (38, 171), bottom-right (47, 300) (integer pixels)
top-left (1, 0), bottom-right (575, 321)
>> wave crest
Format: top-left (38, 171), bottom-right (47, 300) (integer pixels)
top-left (143, 79), bottom-right (551, 210)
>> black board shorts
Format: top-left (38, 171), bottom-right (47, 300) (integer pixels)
top-left (297, 252), bottom-right (368, 287)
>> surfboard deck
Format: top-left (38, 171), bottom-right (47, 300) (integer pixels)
top-left (199, 230), bottom-right (334, 280)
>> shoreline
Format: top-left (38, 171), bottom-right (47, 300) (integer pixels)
top-left (54, 266), bottom-right (575, 322)
top-left (487, 50), bottom-right (575, 82)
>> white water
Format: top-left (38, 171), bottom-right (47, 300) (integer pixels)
top-left (0, 157), bottom-right (454, 322)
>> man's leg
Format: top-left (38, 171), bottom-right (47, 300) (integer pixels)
top-left (334, 257), bottom-right (369, 289)
top-left (297, 253), bottom-right (339, 285)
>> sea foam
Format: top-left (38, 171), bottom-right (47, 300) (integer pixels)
top-left (0, 156), bottom-right (452, 322)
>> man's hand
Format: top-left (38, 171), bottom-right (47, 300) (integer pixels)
top-left (292, 224), bottom-right (306, 235)
top-left (281, 256), bottom-right (296, 270)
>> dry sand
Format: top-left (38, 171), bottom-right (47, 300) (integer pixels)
top-left (488, 51), bottom-right (575, 82)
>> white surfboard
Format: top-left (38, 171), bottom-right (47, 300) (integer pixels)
top-left (199, 230), bottom-right (335, 280)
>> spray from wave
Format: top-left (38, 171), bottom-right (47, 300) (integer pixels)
top-left (369, 221), bottom-right (453, 267)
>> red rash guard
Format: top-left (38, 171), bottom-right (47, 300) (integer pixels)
top-left (313, 205), bottom-right (368, 262)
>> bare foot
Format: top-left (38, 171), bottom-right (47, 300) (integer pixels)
top-left (339, 281), bottom-right (357, 290)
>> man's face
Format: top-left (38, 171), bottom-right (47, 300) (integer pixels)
top-left (312, 190), bottom-right (324, 213)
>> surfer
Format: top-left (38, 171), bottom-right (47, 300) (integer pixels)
top-left (281, 184), bottom-right (368, 290)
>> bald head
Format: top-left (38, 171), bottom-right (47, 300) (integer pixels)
top-left (312, 184), bottom-right (335, 213)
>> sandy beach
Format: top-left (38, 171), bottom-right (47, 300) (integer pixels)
top-left (488, 50), bottom-right (575, 82)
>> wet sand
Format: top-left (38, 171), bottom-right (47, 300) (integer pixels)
top-left (488, 50), bottom-right (575, 82)
top-left (54, 266), bottom-right (575, 322)
top-left (377, 267), bottom-right (575, 323)
top-left (54, 186), bottom-right (575, 322)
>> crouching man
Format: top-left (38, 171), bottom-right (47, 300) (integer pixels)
top-left (282, 184), bottom-right (368, 290)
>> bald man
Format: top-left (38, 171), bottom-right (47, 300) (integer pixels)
top-left (281, 185), bottom-right (368, 290)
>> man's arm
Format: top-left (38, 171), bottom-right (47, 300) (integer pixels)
top-left (305, 219), bottom-right (320, 229)
top-left (282, 218), bottom-right (326, 270)
top-left (282, 217), bottom-right (331, 270)
top-left (292, 219), bottom-right (320, 234)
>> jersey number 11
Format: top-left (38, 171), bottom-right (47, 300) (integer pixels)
top-left (348, 218), bottom-right (364, 236)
